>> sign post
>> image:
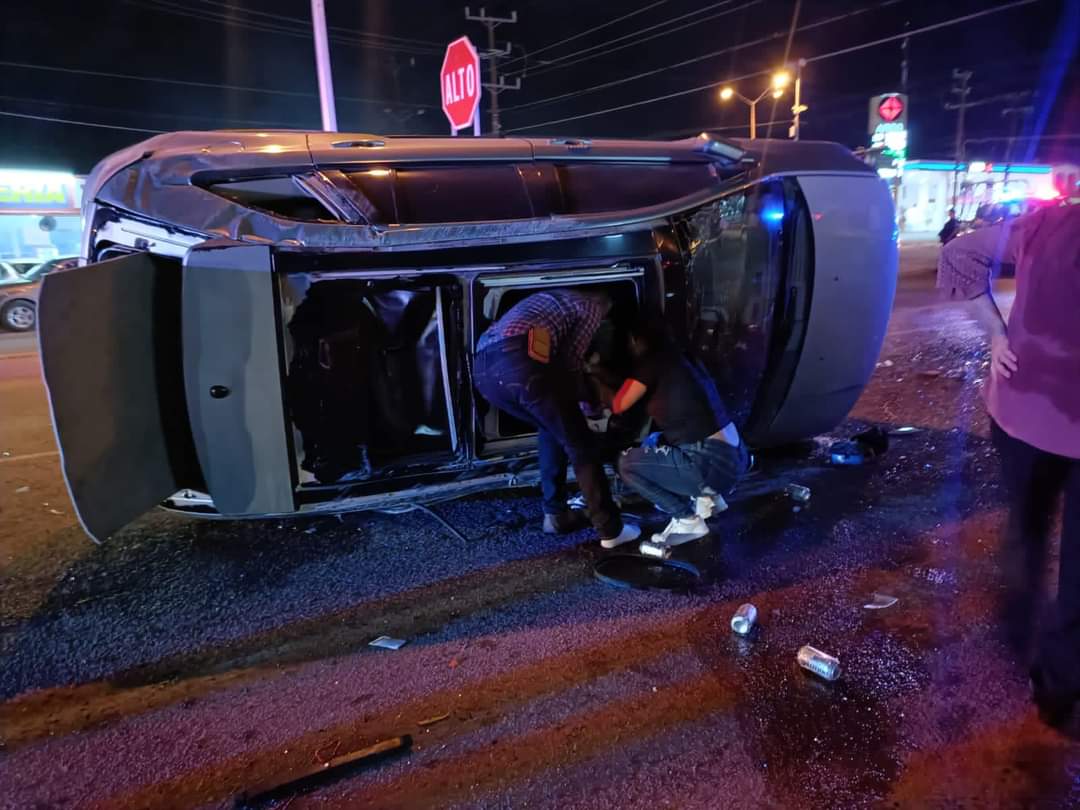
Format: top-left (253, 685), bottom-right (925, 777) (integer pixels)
top-left (440, 36), bottom-right (482, 136)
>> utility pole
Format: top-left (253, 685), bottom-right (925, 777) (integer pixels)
top-left (310, 0), bottom-right (338, 131)
top-left (465, 7), bottom-right (521, 136)
top-left (947, 69), bottom-right (973, 210)
top-left (790, 58), bottom-right (808, 140)
top-left (1001, 105), bottom-right (1033, 189)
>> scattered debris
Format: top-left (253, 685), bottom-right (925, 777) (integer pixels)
top-left (876, 359), bottom-right (895, 368)
top-left (1, 450), bottom-right (10, 457)
top-left (639, 540), bottom-right (672, 560)
top-left (417, 712), bottom-right (450, 727)
top-left (731, 603), bottom-right (758, 636)
top-left (303, 526), bottom-right (318, 534)
top-left (797, 645), bottom-right (841, 681)
top-left (236, 735), bottom-right (412, 809)
top-left (784, 483), bottom-right (811, 503)
top-left (863, 593), bottom-right (899, 610)
top-left (48, 509), bottom-right (62, 515)
top-left (448, 657), bottom-right (459, 669)
top-left (829, 427), bottom-right (889, 466)
top-left (889, 426), bottom-right (922, 436)
top-left (369, 636), bottom-right (407, 651)
top-left (14, 486), bottom-right (29, 493)
top-left (918, 369), bottom-right (943, 379)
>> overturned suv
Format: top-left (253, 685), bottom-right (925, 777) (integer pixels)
top-left (40, 130), bottom-right (897, 542)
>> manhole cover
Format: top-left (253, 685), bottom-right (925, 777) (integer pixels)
top-left (593, 553), bottom-right (701, 592)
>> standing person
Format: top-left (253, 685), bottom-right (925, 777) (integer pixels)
top-left (609, 321), bottom-right (751, 547)
top-left (473, 289), bottom-right (640, 548)
top-left (939, 207), bottom-right (960, 245)
top-left (937, 203), bottom-right (1080, 726)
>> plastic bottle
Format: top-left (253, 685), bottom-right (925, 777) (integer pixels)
top-left (797, 645), bottom-right (840, 681)
top-left (731, 603), bottom-right (758, 635)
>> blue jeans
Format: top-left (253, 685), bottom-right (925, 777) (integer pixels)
top-left (618, 437), bottom-right (749, 519)
top-left (473, 337), bottom-right (621, 538)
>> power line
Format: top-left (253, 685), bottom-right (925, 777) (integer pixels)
top-left (188, 0), bottom-right (445, 49)
top-left (124, 0), bottom-right (444, 57)
top-left (500, 0), bottom-right (673, 71)
top-left (503, 0), bottom-right (902, 116)
top-left (0, 110), bottom-right (166, 134)
top-left (0, 93), bottom-right (299, 130)
top-left (505, 0), bottom-right (1039, 133)
top-left (0, 60), bottom-right (437, 108)
top-left (513, 0), bottom-right (762, 81)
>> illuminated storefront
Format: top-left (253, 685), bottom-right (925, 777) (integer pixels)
top-left (886, 160), bottom-right (1061, 233)
top-left (0, 169), bottom-right (83, 264)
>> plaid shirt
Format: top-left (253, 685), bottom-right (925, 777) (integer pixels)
top-left (478, 289), bottom-right (606, 371)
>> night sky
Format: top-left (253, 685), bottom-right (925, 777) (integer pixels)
top-left (1, 0), bottom-right (1076, 173)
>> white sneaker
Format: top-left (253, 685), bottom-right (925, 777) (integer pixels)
top-left (650, 516), bottom-right (710, 547)
top-left (600, 522), bottom-right (642, 549)
top-left (694, 493), bottom-right (728, 519)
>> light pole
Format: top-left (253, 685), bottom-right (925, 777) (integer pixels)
top-left (790, 59), bottom-right (808, 139)
top-left (720, 71), bottom-right (789, 140)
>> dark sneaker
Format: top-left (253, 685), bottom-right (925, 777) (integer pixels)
top-left (543, 509), bottom-right (590, 535)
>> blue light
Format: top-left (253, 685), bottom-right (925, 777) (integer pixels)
top-left (762, 206), bottom-right (785, 224)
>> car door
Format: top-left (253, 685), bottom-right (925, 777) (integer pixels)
top-left (38, 252), bottom-right (202, 542)
top-left (182, 243), bottom-right (296, 518)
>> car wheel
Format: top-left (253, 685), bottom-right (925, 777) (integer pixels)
top-left (1, 300), bottom-right (36, 332)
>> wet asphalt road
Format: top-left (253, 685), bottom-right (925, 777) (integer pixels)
top-left (2, 241), bottom-right (1079, 809)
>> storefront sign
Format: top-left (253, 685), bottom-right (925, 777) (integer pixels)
top-left (0, 170), bottom-right (81, 213)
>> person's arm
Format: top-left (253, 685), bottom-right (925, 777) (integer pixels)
top-left (938, 217), bottom-right (1025, 380)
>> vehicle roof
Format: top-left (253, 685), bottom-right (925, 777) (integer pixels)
top-left (82, 130), bottom-right (877, 253)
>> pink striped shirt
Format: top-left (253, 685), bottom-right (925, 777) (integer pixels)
top-left (937, 204), bottom-right (1080, 459)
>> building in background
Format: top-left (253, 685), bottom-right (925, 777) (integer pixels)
top-left (886, 160), bottom-right (1072, 234)
top-left (0, 169), bottom-right (83, 264)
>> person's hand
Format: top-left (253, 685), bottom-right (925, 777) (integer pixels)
top-left (991, 334), bottom-right (1018, 379)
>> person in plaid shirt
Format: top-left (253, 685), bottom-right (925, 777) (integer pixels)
top-left (474, 289), bottom-right (640, 548)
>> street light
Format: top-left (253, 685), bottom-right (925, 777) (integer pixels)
top-left (718, 71), bottom-right (789, 139)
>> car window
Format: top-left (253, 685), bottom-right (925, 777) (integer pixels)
top-left (346, 165), bottom-right (533, 225)
top-left (552, 162), bottom-right (719, 215)
top-left (206, 177), bottom-right (337, 222)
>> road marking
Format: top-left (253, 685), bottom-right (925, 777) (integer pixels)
top-left (0, 450), bottom-right (59, 464)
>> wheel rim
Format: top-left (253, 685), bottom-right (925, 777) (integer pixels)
top-left (5, 304), bottom-right (35, 329)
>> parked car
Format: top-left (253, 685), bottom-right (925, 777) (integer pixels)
top-left (0, 278), bottom-right (39, 331)
top-left (40, 129), bottom-right (898, 541)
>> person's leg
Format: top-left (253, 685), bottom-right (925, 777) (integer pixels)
top-left (1034, 454), bottom-right (1080, 704)
top-left (521, 367), bottom-right (623, 539)
top-left (617, 445), bottom-right (703, 518)
top-left (991, 421), bottom-right (1065, 660)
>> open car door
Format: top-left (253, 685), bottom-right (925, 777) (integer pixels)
top-left (38, 253), bottom-right (202, 542)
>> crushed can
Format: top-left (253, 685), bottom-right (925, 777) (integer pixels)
top-left (797, 645), bottom-right (840, 681)
top-left (784, 483), bottom-right (811, 503)
top-left (730, 603), bottom-right (758, 636)
top-left (638, 540), bottom-right (672, 560)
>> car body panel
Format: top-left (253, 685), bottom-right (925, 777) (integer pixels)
top-left (182, 243), bottom-right (295, 516)
top-left (761, 174), bottom-right (898, 443)
top-left (38, 253), bottom-right (199, 541)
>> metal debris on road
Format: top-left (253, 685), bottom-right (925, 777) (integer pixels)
top-left (14, 485), bottom-right (29, 493)
top-left (638, 540), bottom-right (672, 560)
top-left (48, 508), bottom-right (62, 515)
top-left (417, 711), bottom-right (450, 727)
top-left (784, 483), bottom-right (811, 503)
top-left (863, 593), bottom-right (899, 610)
top-left (797, 645), bottom-right (841, 681)
top-left (236, 735), bottom-right (412, 808)
top-left (889, 426), bottom-right (922, 435)
top-left (731, 603), bottom-right (758, 636)
top-left (369, 636), bottom-right (408, 650)
top-left (918, 369), bottom-right (943, 379)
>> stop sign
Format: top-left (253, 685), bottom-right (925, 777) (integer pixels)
top-left (440, 36), bottom-right (481, 132)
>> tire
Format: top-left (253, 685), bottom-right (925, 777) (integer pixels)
top-left (1, 299), bottom-right (36, 332)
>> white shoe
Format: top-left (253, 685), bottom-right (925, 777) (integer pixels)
top-left (650, 516), bottom-right (710, 547)
top-left (694, 494), bottom-right (728, 519)
top-left (600, 522), bottom-right (642, 549)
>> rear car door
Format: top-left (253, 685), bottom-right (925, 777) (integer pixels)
top-left (38, 253), bottom-right (202, 541)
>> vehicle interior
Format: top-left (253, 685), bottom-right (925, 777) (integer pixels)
top-left (280, 266), bottom-right (648, 488)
